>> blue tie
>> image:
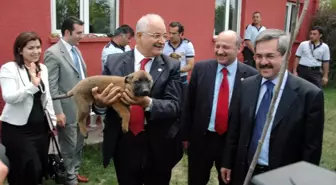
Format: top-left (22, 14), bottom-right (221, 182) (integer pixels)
top-left (70, 47), bottom-right (83, 79)
top-left (248, 80), bottom-right (274, 164)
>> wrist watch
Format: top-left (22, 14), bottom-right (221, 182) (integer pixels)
top-left (144, 98), bottom-right (153, 112)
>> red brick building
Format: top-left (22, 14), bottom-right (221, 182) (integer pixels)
top-left (0, 0), bottom-right (319, 110)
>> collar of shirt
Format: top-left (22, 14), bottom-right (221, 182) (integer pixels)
top-left (61, 38), bottom-right (73, 53)
top-left (310, 40), bottom-right (323, 49)
top-left (251, 23), bottom-right (264, 29)
top-left (134, 47), bottom-right (155, 65)
top-left (260, 70), bottom-right (288, 90)
top-left (217, 59), bottom-right (238, 75)
top-left (167, 39), bottom-right (183, 50)
top-left (111, 40), bottom-right (125, 51)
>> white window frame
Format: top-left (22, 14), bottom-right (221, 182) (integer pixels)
top-left (285, 2), bottom-right (297, 34)
top-left (214, 0), bottom-right (242, 37)
top-left (51, 0), bottom-right (119, 35)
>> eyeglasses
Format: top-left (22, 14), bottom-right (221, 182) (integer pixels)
top-left (254, 53), bottom-right (282, 61)
top-left (142, 32), bottom-right (168, 40)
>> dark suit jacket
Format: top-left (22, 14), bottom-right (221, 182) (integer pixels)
top-left (182, 60), bottom-right (257, 143)
top-left (223, 73), bottom-right (324, 185)
top-left (93, 50), bottom-right (183, 168)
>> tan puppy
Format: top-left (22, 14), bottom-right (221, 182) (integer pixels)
top-left (52, 70), bottom-right (153, 138)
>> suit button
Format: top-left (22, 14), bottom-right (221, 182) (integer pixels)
top-left (77, 75), bottom-right (79, 78)
top-left (245, 144), bottom-right (248, 147)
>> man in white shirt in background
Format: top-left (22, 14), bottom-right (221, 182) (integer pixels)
top-left (293, 26), bottom-right (330, 88)
top-left (101, 24), bottom-right (134, 71)
top-left (163, 21), bottom-right (195, 113)
top-left (242, 11), bottom-right (266, 68)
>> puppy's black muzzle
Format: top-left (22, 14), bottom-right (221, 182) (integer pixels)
top-left (134, 89), bottom-right (150, 97)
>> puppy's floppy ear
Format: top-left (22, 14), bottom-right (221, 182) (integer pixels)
top-left (125, 74), bottom-right (133, 84)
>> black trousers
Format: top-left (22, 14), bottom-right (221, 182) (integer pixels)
top-left (297, 64), bottom-right (322, 88)
top-left (242, 47), bottom-right (256, 68)
top-left (113, 130), bottom-right (183, 185)
top-left (188, 131), bottom-right (226, 185)
top-left (2, 122), bottom-right (49, 185)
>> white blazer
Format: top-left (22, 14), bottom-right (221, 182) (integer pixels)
top-left (0, 61), bottom-right (57, 127)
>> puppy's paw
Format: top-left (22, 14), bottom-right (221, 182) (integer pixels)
top-left (79, 127), bottom-right (89, 139)
top-left (122, 127), bottom-right (129, 133)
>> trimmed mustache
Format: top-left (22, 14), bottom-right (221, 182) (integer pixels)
top-left (259, 64), bottom-right (273, 69)
top-left (216, 52), bottom-right (227, 57)
top-left (153, 43), bottom-right (163, 48)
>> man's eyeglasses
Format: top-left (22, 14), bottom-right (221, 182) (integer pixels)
top-left (254, 53), bottom-right (282, 61)
top-left (142, 32), bottom-right (168, 40)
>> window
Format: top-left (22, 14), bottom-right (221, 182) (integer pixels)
top-left (214, 0), bottom-right (242, 35)
top-left (284, 2), bottom-right (298, 33)
top-left (51, 0), bottom-right (119, 35)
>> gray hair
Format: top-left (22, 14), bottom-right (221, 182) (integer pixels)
top-left (136, 14), bottom-right (164, 33)
top-left (254, 29), bottom-right (290, 55)
top-left (217, 30), bottom-right (242, 49)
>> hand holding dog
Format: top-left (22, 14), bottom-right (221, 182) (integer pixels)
top-left (121, 88), bottom-right (151, 108)
top-left (92, 83), bottom-right (122, 107)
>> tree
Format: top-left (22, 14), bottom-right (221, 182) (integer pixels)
top-left (55, 0), bottom-right (116, 34)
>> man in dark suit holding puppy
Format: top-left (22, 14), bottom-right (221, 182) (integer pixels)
top-left (221, 29), bottom-right (324, 185)
top-left (182, 30), bottom-right (257, 185)
top-left (92, 13), bottom-right (183, 185)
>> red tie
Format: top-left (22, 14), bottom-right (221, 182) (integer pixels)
top-left (215, 68), bottom-right (229, 135)
top-left (129, 58), bottom-right (151, 135)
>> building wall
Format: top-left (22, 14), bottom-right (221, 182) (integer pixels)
top-left (240, 0), bottom-right (320, 69)
top-left (0, 0), bottom-right (52, 113)
top-left (0, 0), bottom-right (52, 64)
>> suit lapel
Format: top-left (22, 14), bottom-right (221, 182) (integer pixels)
top-left (58, 41), bottom-right (79, 75)
top-left (119, 51), bottom-right (135, 76)
top-left (206, 60), bottom-right (218, 110)
top-left (149, 55), bottom-right (165, 87)
top-left (17, 66), bottom-right (31, 87)
top-left (228, 62), bottom-right (245, 118)
top-left (272, 74), bottom-right (298, 130)
top-left (248, 75), bottom-right (262, 120)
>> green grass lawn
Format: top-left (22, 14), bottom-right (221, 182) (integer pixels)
top-left (46, 87), bottom-right (336, 185)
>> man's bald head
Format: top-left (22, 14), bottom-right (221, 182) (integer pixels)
top-left (135, 14), bottom-right (167, 57)
top-left (136, 14), bottom-right (165, 33)
top-left (214, 30), bottom-right (241, 65)
top-left (216, 30), bottom-right (242, 49)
